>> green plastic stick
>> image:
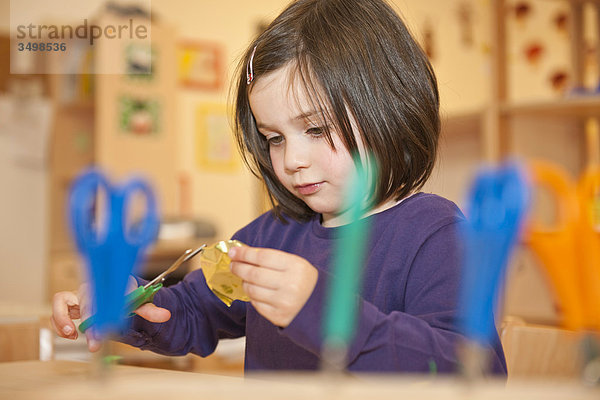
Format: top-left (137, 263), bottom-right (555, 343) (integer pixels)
top-left (323, 154), bottom-right (375, 368)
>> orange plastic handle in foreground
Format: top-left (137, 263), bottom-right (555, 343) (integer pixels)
top-left (524, 161), bottom-right (584, 331)
top-left (577, 167), bottom-right (600, 330)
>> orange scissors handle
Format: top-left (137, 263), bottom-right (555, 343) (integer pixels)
top-left (524, 161), bottom-right (584, 331)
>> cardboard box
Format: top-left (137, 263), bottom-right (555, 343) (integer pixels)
top-left (500, 317), bottom-right (585, 380)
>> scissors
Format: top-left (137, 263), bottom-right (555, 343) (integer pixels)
top-left (459, 161), bottom-right (529, 352)
top-left (69, 169), bottom-right (159, 337)
top-left (524, 160), bottom-right (600, 331)
top-left (79, 244), bottom-right (206, 333)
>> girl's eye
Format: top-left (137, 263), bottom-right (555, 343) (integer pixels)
top-left (267, 135), bottom-right (284, 146)
top-left (306, 127), bottom-right (324, 137)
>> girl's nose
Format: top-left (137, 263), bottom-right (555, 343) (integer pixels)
top-left (283, 140), bottom-right (311, 172)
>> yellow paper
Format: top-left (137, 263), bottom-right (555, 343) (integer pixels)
top-left (199, 240), bottom-right (249, 306)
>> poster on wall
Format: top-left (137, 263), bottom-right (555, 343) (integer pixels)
top-left (196, 104), bottom-right (237, 172)
top-left (125, 43), bottom-right (155, 80)
top-left (178, 41), bottom-right (224, 91)
top-left (118, 95), bottom-right (161, 136)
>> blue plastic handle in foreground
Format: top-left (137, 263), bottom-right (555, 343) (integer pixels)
top-left (458, 162), bottom-right (529, 345)
top-left (69, 169), bottom-right (159, 337)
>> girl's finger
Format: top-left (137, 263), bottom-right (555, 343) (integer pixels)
top-left (76, 284), bottom-right (91, 320)
top-left (68, 305), bottom-right (81, 320)
top-left (231, 261), bottom-right (280, 290)
top-left (250, 300), bottom-right (293, 328)
top-left (86, 333), bottom-right (102, 352)
top-left (51, 291), bottom-right (80, 339)
top-left (229, 246), bottom-right (291, 271)
top-left (134, 303), bottom-right (171, 323)
top-left (242, 281), bottom-right (278, 304)
top-left (50, 317), bottom-right (77, 340)
top-left (250, 299), bottom-right (279, 320)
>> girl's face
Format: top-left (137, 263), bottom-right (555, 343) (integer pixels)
top-left (249, 64), bottom-right (357, 227)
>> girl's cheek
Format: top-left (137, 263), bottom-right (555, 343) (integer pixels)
top-left (269, 149), bottom-right (282, 169)
top-left (270, 154), bottom-right (285, 178)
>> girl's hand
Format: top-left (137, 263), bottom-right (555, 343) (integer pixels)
top-left (50, 277), bottom-right (171, 352)
top-left (229, 246), bottom-right (318, 328)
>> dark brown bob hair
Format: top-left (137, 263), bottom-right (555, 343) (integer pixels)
top-left (233, 0), bottom-right (440, 222)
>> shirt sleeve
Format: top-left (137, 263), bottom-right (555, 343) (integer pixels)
top-left (280, 222), bottom-right (507, 375)
top-left (118, 269), bottom-right (247, 357)
top-left (117, 225), bottom-right (263, 357)
top-left (116, 218), bottom-right (268, 357)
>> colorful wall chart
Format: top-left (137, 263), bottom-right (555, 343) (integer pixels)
top-left (196, 103), bottom-right (237, 172)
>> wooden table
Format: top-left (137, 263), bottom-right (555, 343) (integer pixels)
top-left (1, 360), bottom-right (599, 400)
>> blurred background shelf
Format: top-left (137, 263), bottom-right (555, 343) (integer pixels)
top-left (501, 96), bottom-right (600, 118)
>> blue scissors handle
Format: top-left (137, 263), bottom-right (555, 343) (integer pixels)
top-left (119, 178), bottom-right (160, 247)
top-left (70, 170), bottom-right (111, 250)
top-left (68, 168), bottom-right (160, 336)
top-left (70, 170), bottom-right (159, 252)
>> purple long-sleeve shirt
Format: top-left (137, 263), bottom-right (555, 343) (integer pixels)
top-left (121, 193), bottom-right (507, 375)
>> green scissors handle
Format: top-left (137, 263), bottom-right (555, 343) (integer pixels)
top-left (79, 283), bottom-right (163, 333)
top-left (125, 284), bottom-right (163, 315)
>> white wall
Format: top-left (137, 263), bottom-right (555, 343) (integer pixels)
top-left (0, 96), bottom-right (49, 306)
top-left (0, 0), bottom-right (9, 33)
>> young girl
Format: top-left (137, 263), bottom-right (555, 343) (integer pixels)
top-left (52, 0), bottom-right (507, 374)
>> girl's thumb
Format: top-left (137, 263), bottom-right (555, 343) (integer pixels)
top-left (134, 303), bottom-right (171, 323)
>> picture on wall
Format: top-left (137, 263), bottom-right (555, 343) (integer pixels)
top-left (178, 41), bottom-right (224, 91)
top-left (125, 43), bottom-right (155, 80)
top-left (196, 103), bottom-right (237, 171)
top-left (118, 95), bottom-right (161, 136)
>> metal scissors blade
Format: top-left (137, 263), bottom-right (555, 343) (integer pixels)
top-left (144, 244), bottom-right (206, 289)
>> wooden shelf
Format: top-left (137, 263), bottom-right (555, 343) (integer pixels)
top-left (500, 96), bottom-right (600, 119)
top-left (552, 0), bottom-right (600, 3)
top-left (441, 110), bottom-right (484, 138)
top-left (58, 101), bottom-right (95, 112)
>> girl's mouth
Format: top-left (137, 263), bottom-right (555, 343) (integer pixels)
top-left (295, 182), bottom-right (323, 195)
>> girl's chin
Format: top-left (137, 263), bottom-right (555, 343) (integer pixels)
top-left (319, 213), bottom-right (347, 227)
top-left (304, 202), bottom-right (339, 216)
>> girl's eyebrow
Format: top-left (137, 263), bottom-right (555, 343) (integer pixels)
top-left (256, 110), bottom-right (323, 131)
top-left (255, 121), bottom-right (276, 132)
top-left (294, 110), bottom-right (320, 121)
